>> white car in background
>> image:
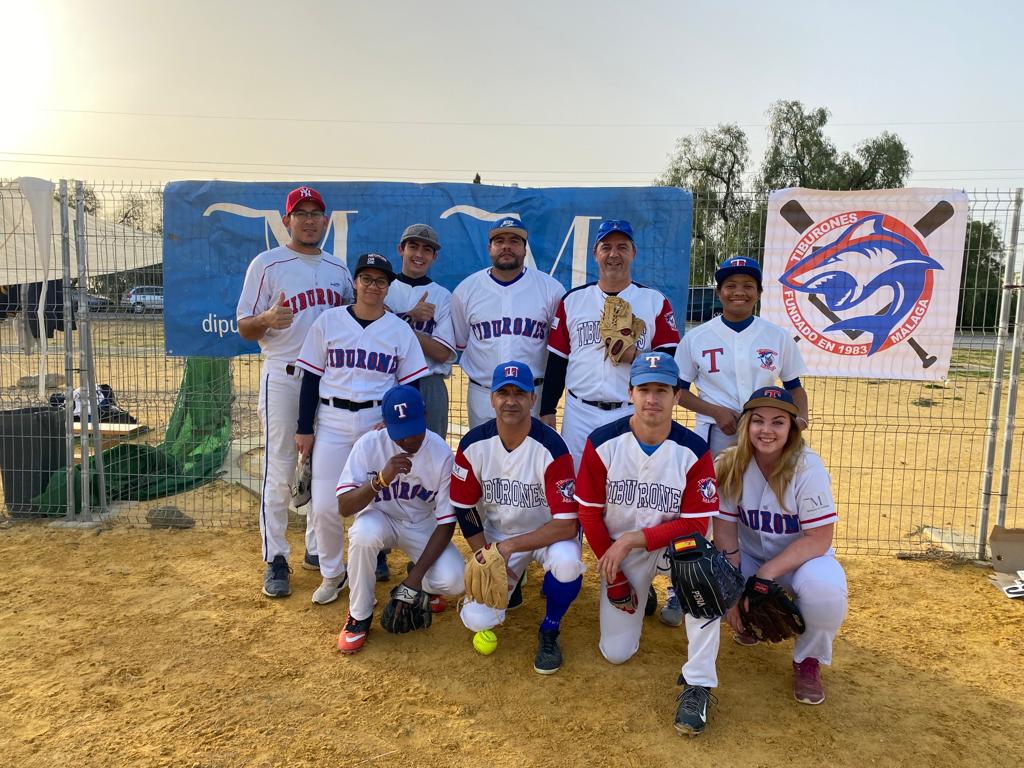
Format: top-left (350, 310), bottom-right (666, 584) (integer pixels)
top-left (123, 285), bottom-right (164, 314)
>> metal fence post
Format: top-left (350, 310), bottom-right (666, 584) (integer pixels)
top-left (977, 188), bottom-right (1023, 557)
top-left (996, 188), bottom-right (1024, 528)
top-left (59, 180), bottom-right (76, 519)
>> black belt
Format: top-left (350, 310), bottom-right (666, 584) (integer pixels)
top-left (469, 377), bottom-right (544, 388)
top-left (569, 389), bottom-right (624, 411)
top-left (285, 364), bottom-right (297, 376)
top-left (320, 396), bottom-right (380, 411)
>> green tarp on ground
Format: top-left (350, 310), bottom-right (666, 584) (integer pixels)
top-left (32, 358), bottom-right (233, 515)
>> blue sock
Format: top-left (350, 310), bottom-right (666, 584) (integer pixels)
top-left (540, 572), bottom-right (582, 633)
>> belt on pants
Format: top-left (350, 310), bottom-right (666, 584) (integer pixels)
top-left (568, 389), bottom-right (624, 411)
top-left (320, 396), bottom-right (380, 412)
top-left (469, 376), bottom-right (544, 388)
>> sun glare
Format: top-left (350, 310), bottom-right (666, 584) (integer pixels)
top-left (0, 2), bottom-right (53, 154)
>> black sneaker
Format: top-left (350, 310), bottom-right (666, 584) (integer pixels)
top-left (375, 550), bottom-right (391, 582)
top-left (674, 680), bottom-right (716, 737)
top-left (533, 628), bottom-right (562, 675)
top-left (644, 584), bottom-right (658, 616)
top-left (508, 572), bottom-right (525, 610)
top-left (262, 555), bottom-right (292, 598)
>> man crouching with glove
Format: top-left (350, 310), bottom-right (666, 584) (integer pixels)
top-left (335, 385), bottom-right (465, 654)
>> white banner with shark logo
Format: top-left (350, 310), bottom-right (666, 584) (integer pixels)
top-left (761, 188), bottom-right (968, 380)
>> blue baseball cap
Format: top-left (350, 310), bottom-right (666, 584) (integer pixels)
top-left (629, 351), bottom-right (680, 387)
top-left (595, 219), bottom-right (635, 244)
top-left (381, 385), bottom-right (427, 440)
top-left (489, 217), bottom-right (527, 241)
top-left (743, 386), bottom-right (799, 416)
top-left (714, 256), bottom-right (762, 288)
top-left (491, 360), bottom-right (534, 393)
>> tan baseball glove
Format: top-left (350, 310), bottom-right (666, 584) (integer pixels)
top-left (464, 544), bottom-right (510, 610)
top-left (600, 296), bottom-right (646, 364)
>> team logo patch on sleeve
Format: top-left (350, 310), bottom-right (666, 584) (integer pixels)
top-left (452, 464), bottom-right (468, 481)
top-left (555, 478), bottom-right (575, 502)
top-left (665, 311), bottom-right (677, 332)
top-left (698, 478), bottom-right (718, 503)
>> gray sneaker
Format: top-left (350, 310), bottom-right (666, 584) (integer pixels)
top-left (533, 628), bottom-right (562, 675)
top-left (674, 682), bottom-right (716, 737)
top-left (262, 555), bottom-right (292, 598)
top-left (660, 589), bottom-right (684, 627)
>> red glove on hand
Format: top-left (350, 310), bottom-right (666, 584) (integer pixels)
top-left (606, 574), bottom-right (638, 614)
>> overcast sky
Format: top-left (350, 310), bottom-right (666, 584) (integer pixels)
top-left (2, 0), bottom-right (1022, 190)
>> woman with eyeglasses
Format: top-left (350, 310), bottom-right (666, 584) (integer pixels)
top-left (294, 253), bottom-right (430, 611)
top-left (713, 387), bottom-right (848, 705)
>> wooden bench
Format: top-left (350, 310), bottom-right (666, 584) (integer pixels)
top-left (72, 422), bottom-right (146, 461)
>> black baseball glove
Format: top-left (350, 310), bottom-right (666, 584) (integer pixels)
top-left (380, 582), bottom-right (432, 634)
top-left (739, 576), bottom-right (806, 643)
top-left (667, 532), bottom-right (745, 620)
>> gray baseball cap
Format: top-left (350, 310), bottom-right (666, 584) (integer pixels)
top-left (400, 223), bottom-right (441, 250)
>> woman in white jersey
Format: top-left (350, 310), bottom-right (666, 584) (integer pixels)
top-left (713, 386), bottom-right (847, 705)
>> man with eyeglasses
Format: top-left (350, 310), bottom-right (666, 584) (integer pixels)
top-left (294, 253), bottom-right (429, 607)
top-left (237, 185), bottom-right (354, 599)
top-left (451, 217), bottom-right (563, 428)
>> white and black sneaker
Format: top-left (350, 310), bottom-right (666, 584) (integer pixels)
top-left (533, 628), bottom-right (562, 675)
top-left (674, 680), bottom-right (716, 737)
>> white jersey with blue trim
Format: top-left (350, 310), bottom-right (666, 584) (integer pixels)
top-left (336, 428), bottom-right (455, 527)
top-left (450, 267), bottom-right (563, 384)
top-left (295, 307), bottom-right (428, 400)
top-left (385, 278), bottom-right (457, 377)
top-left (236, 245), bottom-right (354, 364)
top-left (715, 446), bottom-right (838, 562)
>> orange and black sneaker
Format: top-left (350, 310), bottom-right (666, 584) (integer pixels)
top-left (337, 614), bottom-right (372, 655)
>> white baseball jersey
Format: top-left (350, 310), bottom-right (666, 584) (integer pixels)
top-left (295, 307), bottom-right (429, 399)
top-left (716, 447), bottom-right (838, 562)
top-left (675, 316), bottom-right (807, 432)
top-left (450, 419), bottom-right (577, 541)
top-left (236, 245), bottom-right (354, 363)
top-left (548, 281), bottom-right (680, 401)
top-left (335, 428), bottom-right (456, 528)
top-left (385, 276), bottom-right (457, 376)
top-left (575, 417), bottom-right (718, 558)
top-left (451, 267), bottom-right (563, 384)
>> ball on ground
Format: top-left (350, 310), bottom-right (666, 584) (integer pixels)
top-left (473, 630), bottom-right (498, 656)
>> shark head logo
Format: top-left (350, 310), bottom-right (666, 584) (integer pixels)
top-left (779, 213), bottom-right (943, 355)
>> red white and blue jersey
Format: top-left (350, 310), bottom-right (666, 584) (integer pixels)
top-left (385, 278), bottom-right (457, 376)
top-left (295, 307), bottom-right (428, 400)
top-left (548, 281), bottom-right (680, 402)
top-left (575, 417), bottom-right (718, 557)
top-left (236, 245), bottom-right (354, 364)
top-left (336, 428), bottom-right (455, 527)
top-left (716, 447), bottom-right (837, 562)
top-left (450, 418), bottom-right (578, 541)
top-left (450, 267), bottom-right (563, 383)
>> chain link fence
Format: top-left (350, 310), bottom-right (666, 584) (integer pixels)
top-left (1, 180), bottom-right (1021, 557)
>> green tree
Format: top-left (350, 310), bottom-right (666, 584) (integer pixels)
top-left (958, 220), bottom-right (1007, 332)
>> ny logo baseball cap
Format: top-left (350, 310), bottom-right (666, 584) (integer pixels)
top-left (629, 351), bottom-right (679, 387)
top-left (714, 255), bottom-right (763, 288)
top-left (595, 219), bottom-right (635, 244)
top-left (743, 386), bottom-right (799, 416)
top-left (381, 385), bottom-right (427, 440)
top-left (491, 360), bottom-right (535, 392)
top-left (489, 217), bottom-right (528, 242)
top-left (354, 252), bottom-right (396, 282)
top-left (285, 186), bottom-right (326, 215)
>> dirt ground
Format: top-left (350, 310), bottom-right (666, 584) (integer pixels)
top-left (1, 524), bottom-right (1022, 768)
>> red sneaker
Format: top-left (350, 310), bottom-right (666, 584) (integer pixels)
top-left (793, 658), bottom-right (825, 705)
top-left (337, 614), bottom-right (372, 654)
top-left (429, 594), bottom-right (447, 614)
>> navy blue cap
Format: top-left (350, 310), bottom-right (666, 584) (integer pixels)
top-left (354, 252), bottom-right (396, 282)
top-left (714, 256), bottom-right (762, 288)
top-left (595, 219), bottom-right (635, 244)
top-left (743, 386), bottom-right (798, 416)
top-left (489, 217), bottom-right (527, 241)
top-left (629, 351), bottom-right (679, 387)
top-left (491, 360), bottom-right (534, 393)
top-left (381, 385), bottom-right (427, 440)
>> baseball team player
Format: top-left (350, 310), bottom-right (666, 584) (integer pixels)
top-left (383, 224), bottom-right (457, 438)
top-left (674, 256), bottom-right (809, 457)
top-left (450, 360), bottom-right (585, 674)
top-left (295, 253), bottom-right (429, 606)
top-left (540, 219), bottom-right (680, 467)
top-left (236, 185), bottom-right (354, 598)
top-left (713, 386), bottom-right (848, 705)
top-left (451, 217), bottom-right (563, 428)
top-left (575, 352), bottom-right (722, 737)
top-left (334, 385), bottom-right (465, 654)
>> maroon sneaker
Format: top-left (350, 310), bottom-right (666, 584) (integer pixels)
top-left (793, 658), bottom-right (825, 705)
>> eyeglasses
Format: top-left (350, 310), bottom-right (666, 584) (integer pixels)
top-left (289, 210), bottom-right (325, 221)
top-left (357, 274), bottom-right (390, 289)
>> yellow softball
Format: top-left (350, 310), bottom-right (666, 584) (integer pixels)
top-left (472, 630), bottom-right (498, 656)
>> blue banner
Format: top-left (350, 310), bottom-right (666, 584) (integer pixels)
top-left (163, 181), bottom-right (692, 356)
